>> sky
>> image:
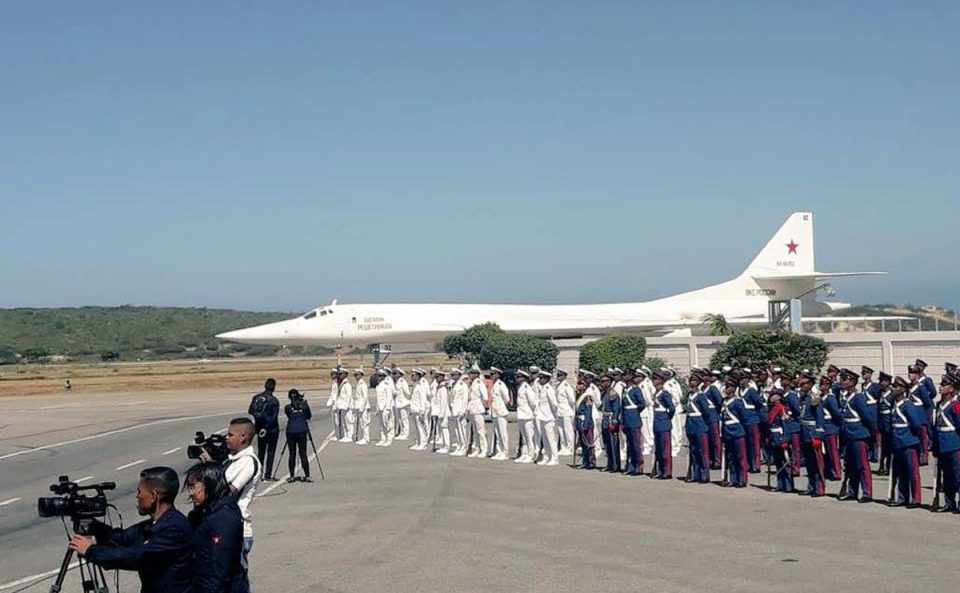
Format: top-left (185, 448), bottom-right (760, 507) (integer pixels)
top-left (1, 2), bottom-right (958, 312)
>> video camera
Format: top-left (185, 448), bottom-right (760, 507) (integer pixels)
top-left (38, 476), bottom-right (116, 534)
top-left (288, 389), bottom-right (306, 410)
top-left (187, 431), bottom-right (230, 463)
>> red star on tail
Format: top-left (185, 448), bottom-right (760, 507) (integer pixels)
top-left (786, 240), bottom-right (798, 255)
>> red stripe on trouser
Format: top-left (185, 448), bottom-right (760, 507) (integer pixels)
top-left (657, 432), bottom-right (672, 476)
top-left (826, 435), bottom-right (842, 478)
top-left (696, 434), bottom-right (709, 478)
top-left (910, 449), bottom-right (922, 503)
top-left (813, 449), bottom-right (825, 495)
top-left (858, 441), bottom-right (873, 497)
top-left (738, 440), bottom-right (749, 483)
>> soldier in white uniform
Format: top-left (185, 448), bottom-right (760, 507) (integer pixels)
top-left (514, 370), bottom-right (538, 463)
top-left (408, 368), bottom-right (430, 450)
top-left (535, 370), bottom-right (560, 466)
top-left (578, 370), bottom-right (604, 455)
top-left (638, 367), bottom-right (656, 456)
top-left (488, 367), bottom-right (511, 460)
top-left (466, 366), bottom-right (489, 458)
top-left (431, 370), bottom-right (451, 453)
top-left (665, 367), bottom-right (685, 456)
top-left (335, 368), bottom-right (353, 442)
top-left (392, 369), bottom-right (411, 440)
top-left (351, 369), bottom-right (371, 445)
top-left (555, 369), bottom-right (576, 456)
top-left (375, 369), bottom-right (395, 447)
top-left (449, 369), bottom-right (469, 456)
top-left (611, 368), bottom-right (626, 396)
top-left (326, 368), bottom-right (340, 437)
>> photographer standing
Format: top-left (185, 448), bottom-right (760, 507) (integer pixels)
top-left (223, 418), bottom-right (261, 568)
top-left (284, 389), bottom-right (313, 482)
top-left (248, 379), bottom-right (280, 481)
top-left (69, 467), bottom-right (192, 593)
top-left (183, 462), bottom-right (249, 593)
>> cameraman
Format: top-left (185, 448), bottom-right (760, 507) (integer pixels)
top-left (69, 466), bottom-right (192, 593)
top-left (183, 462), bottom-right (249, 593)
top-left (248, 378), bottom-right (280, 481)
top-left (223, 417), bottom-right (260, 568)
top-left (284, 389), bottom-right (312, 482)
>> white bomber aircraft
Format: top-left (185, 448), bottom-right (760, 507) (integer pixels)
top-left (217, 212), bottom-right (886, 350)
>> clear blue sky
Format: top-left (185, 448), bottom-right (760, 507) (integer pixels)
top-left (2, 3), bottom-right (957, 312)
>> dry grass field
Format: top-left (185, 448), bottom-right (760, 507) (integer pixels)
top-left (0, 353), bottom-right (451, 397)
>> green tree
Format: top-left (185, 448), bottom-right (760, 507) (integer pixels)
top-left (578, 335), bottom-right (648, 374)
top-left (0, 349), bottom-right (18, 365)
top-left (478, 333), bottom-right (559, 372)
top-left (442, 322), bottom-right (507, 365)
top-left (702, 313), bottom-right (732, 336)
top-left (709, 330), bottom-right (830, 375)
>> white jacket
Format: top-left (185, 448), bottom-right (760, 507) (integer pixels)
top-left (490, 379), bottom-right (510, 418)
top-left (335, 380), bottom-right (352, 410)
top-left (432, 383), bottom-right (450, 420)
top-left (375, 379), bottom-right (394, 412)
top-left (555, 380), bottom-right (576, 417)
top-left (394, 377), bottom-right (411, 407)
top-left (450, 379), bottom-right (469, 416)
top-left (535, 382), bottom-right (557, 422)
top-left (351, 380), bottom-right (369, 410)
top-left (467, 378), bottom-right (488, 415)
top-left (327, 381), bottom-right (338, 408)
top-left (516, 382), bottom-right (538, 420)
top-left (410, 379), bottom-right (429, 414)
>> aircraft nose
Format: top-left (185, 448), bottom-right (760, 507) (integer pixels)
top-left (216, 320), bottom-right (293, 344)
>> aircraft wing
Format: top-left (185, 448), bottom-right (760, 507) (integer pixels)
top-left (752, 271), bottom-right (887, 281)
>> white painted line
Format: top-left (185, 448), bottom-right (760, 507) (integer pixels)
top-left (0, 497), bottom-right (21, 507)
top-left (75, 476), bottom-right (94, 483)
top-left (0, 412), bottom-right (234, 461)
top-left (0, 562), bottom-right (79, 591)
top-left (162, 447), bottom-right (181, 455)
top-left (258, 430), bottom-right (335, 497)
top-left (115, 459), bottom-right (146, 471)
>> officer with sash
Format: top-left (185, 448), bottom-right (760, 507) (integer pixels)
top-left (575, 379), bottom-right (597, 469)
top-left (652, 370), bottom-right (675, 479)
top-left (890, 376), bottom-right (926, 507)
top-left (876, 372), bottom-right (895, 475)
top-left (620, 370), bottom-right (646, 476)
top-left (599, 374), bottom-right (622, 472)
top-left (766, 388), bottom-right (795, 493)
top-left (685, 373), bottom-right (710, 483)
top-left (738, 370), bottom-right (764, 473)
top-left (819, 374), bottom-right (844, 481)
top-left (908, 363), bottom-right (933, 466)
top-left (780, 374), bottom-right (803, 477)
top-left (721, 378), bottom-right (749, 487)
top-left (797, 372), bottom-right (826, 497)
top-left (838, 368), bottom-right (876, 502)
top-left (932, 372), bottom-right (960, 513)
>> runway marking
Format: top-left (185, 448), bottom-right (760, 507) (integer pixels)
top-left (36, 400), bottom-right (148, 411)
top-left (0, 412), bottom-right (235, 461)
top-left (115, 459), bottom-right (146, 471)
top-left (0, 562), bottom-right (79, 591)
top-left (258, 430), bottom-right (335, 497)
top-left (76, 476), bottom-right (94, 483)
top-left (162, 447), bottom-right (181, 455)
top-left (0, 497), bottom-right (21, 507)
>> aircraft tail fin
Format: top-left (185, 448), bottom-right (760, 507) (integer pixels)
top-left (741, 211), bottom-right (815, 277)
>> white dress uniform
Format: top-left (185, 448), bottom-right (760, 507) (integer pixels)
top-left (449, 377), bottom-right (470, 456)
top-left (327, 377), bottom-right (339, 436)
top-left (351, 376), bottom-right (371, 445)
top-left (466, 376), bottom-right (488, 457)
top-left (555, 379), bottom-right (576, 455)
top-left (514, 380), bottom-right (539, 463)
top-left (375, 374), bottom-right (395, 446)
top-left (335, 379), bottom-right (353, 442)
top-left (586, 382), bottom-right (603, 453)
top-left (530, 379), bottom-right (543, 455)
top-left (409, 376), bottom-right (430, 450)
top-left (431, 379), bottom-right (451, 453)
top-left (394, 375), bottom-right (411, 440)
top-left (535, 379), bottom-right (559, 465)
top-left (489, 378), bottom-right (511, 459)
top-left (666, 375), bottom-right (685, 456)
top-left (640, 376), bottom-right (655, 455)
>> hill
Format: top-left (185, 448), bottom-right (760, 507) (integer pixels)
top-left (0, 306), bottom-right (332, 363)
top-left (821, 303), bottom-right (959, 331)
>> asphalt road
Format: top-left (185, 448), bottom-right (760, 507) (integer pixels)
top-left (2, 391), bottom-right (956, 593)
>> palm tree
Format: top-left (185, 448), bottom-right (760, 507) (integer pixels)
top-left (702, 313), bottom-right (732, 336)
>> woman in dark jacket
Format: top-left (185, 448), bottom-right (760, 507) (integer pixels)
top-left (183, 462), bottom-right (250, 593)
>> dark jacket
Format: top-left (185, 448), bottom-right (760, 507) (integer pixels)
top-left (87, 508), bottom-right (192, 593)
top-left (188, 499), bottom-right (249, 593)
top-left (248, 391), bottom-right (280, 433)
top-left (284, 401), bottom-right (312, 435)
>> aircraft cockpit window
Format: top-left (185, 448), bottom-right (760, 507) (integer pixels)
top-left (303, 311), bottom-right (317, 320)
top-left (325, 309), bottom-right (334, 315)
top-left (319, 310), bottom-right (328, 317)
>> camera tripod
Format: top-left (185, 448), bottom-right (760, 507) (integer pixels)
top-left (273, 427), bottom-right (326, 481)
top-left (51, 521), bottom-right (110, 593)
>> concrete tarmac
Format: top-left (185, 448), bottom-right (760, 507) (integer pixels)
top-left (1, 391), bottom-right (956, 593)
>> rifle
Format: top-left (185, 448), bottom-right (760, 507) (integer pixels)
top-left (933, 456), bottom-right (943, 510)
top-left (720, 439), bottom-right (727, 486)
top-left (887, 453), bottom-right (897, 504)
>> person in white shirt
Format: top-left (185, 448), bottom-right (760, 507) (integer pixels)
top-left (514, 370), bottom-right (538, 463)
top-left (638, 367), bottom-right (656, 456)
top-left (351, 369), bottom-right (371, 445)
top-left (375, 369), bottom-right (395, 446)
top-left (334, 368), bottom-right (353, 442)
top-left (466, 367), bottom-right (489, 457)
top-left (392, 369), bottom-right (411, 440)
top-left (223, 417), bottom-right (261, 569)
top-left (326, 368), bottom-right (340, 437)
top-left (408, 369), bottom-right (430, 450)
top-left (431, 371), bottom-right (451, 453)
top-left (555, 369), bottom-right (576, 456)
top-left (665, 368), bottom-right (685, 456)
top-left (448, 369), bottom-right (469, 456)
top-left (488, 367), bottom-right (511, 460)
top-left (535, 371), bottom-right (560, 466)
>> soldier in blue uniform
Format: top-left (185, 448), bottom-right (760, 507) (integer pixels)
top-left (574, 380), bottom-right (597, 470)
top-left (876, 372), bottom-right (895, 475)
top-left (738, 371), bottom-right (764, 473)
top-left (620, 371), bottom-right (646, 476)
top-left (909, 361), bottom-right (934, 466)
top-left (721, 379), bottom-right (749, 487)
top-left (684, 374), bottom-right (710, 483)
top-left (780, 374), bottom-right (802, 477)
top-left (826, 365), bottom-right (842, 396)
top-left (819, 374), bottom-right (843, 481)
top-left (703, 369), bottom-right (724, 470)
top-left (599, 375), bottom-right (622, 473)
top-left (766, 389), bottom-right (795, 493)
top-left (838, 369), bottom-right (877, 502)
top-left (651, 370), bottom-right (675, 479)
top-left (797, 373), bottom-right (826, 496)
top-left (890, 376), bottom-right (925, 507)
top-left (932, 373), bottom-right (960, 513)
top-left (860, 366), bottom-right (881, 462)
